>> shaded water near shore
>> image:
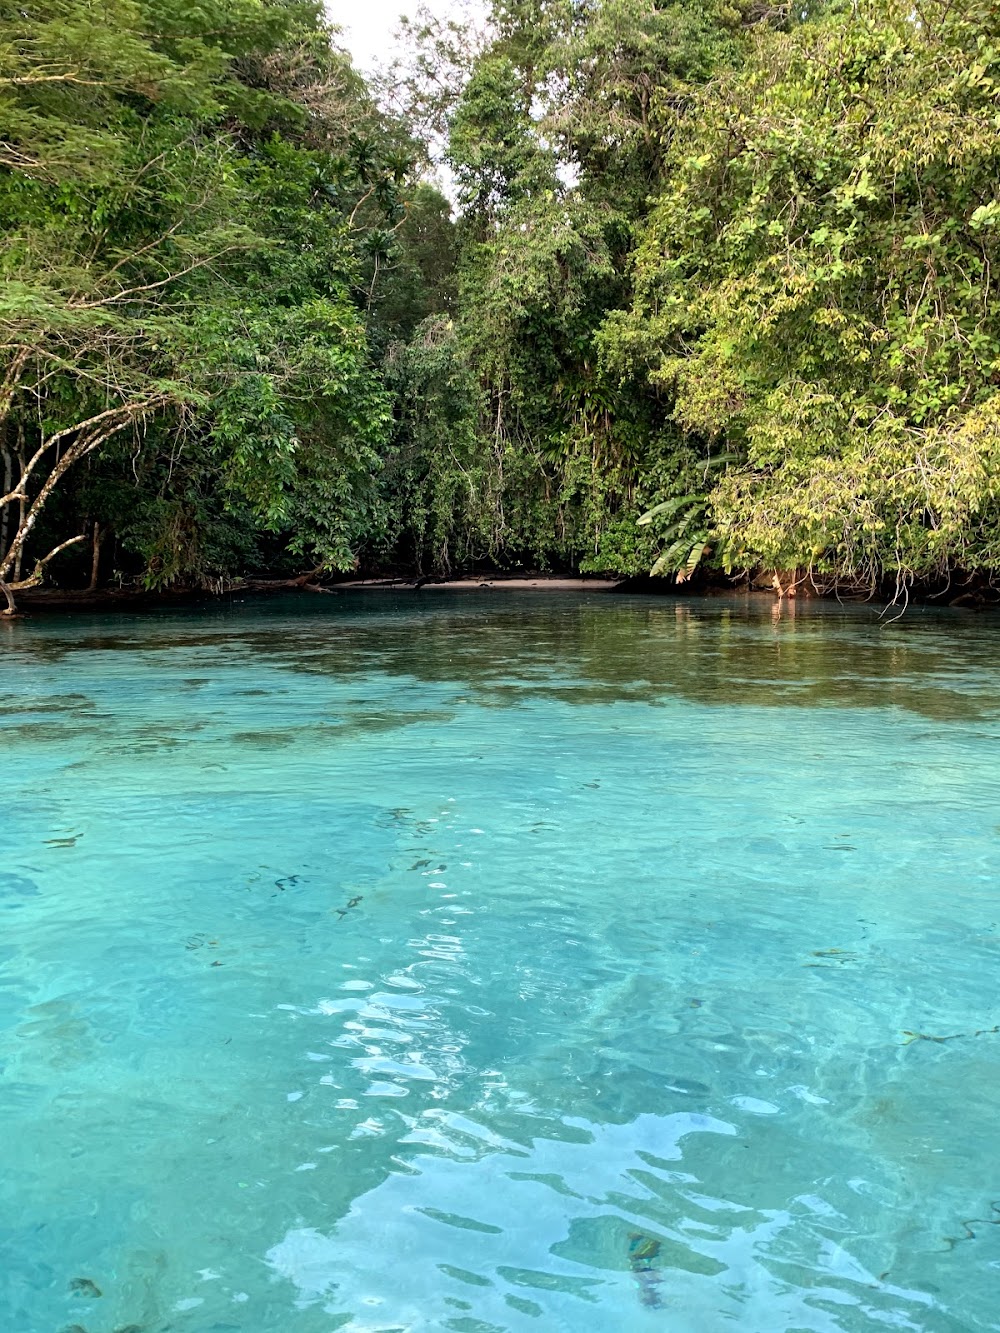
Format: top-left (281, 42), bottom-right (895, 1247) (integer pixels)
top-left (2, 591), bottom-right (999, 1332)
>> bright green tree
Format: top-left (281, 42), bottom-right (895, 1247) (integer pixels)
top-left (608, 0), bottom-right (1000, 592)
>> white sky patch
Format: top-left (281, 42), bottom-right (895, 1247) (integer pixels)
top-left (326, 0), bottom-right (482, 74)
top-left (326, 0), bottom-right (408, 72)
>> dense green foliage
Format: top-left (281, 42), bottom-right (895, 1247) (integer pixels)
top-left (3, 0), bottom-right (1000, 605)
top-left (379, 0), bottom-right (742, 577)
top-left (0, 0), bottom-right (410, 598)
top-left (605, 0), bottom-right (1000, 590)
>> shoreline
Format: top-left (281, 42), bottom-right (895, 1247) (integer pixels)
top-left (8, 571), bottom-right (993, 614)
top-left (320, 576), bottom-right (624, 593)
top-left (11, 573), bottom-right (626, 612)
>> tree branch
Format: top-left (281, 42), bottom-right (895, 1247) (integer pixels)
top-left (69, 247), bottom-right (248, 308)
top-left (0, 73), bottom-right (108, 88)
top-left (12, 399), bottom-right (158, 501)
top-left (0, 395), bottom-right (169, 580)
top-left (349, 185), bottom-right (376, 228)
top-left (8, 533), bottom-right (87, 590)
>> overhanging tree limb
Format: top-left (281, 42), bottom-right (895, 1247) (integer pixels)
top-left (0, 395), bottom-right (170, 582)
top-left (8, 533), bottom-right (89, 591)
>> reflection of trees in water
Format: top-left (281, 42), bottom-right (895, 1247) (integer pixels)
top-left (229, 596), bottom-right (1000, 720)
top-left (9, 591), bottom-right (999, 723)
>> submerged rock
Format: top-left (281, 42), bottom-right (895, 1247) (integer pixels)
top-left (68, 1277), bottom-right (102, 1298)
top-left (0, 872), bottom-right (40, 905)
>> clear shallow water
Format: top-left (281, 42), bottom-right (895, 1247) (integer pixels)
top-left (2, 591), bottom-right (999, 1333)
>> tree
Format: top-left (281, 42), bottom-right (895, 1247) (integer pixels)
top-left (376, 0), bottom-right (745, 576)
top-left (607, 0), bottom-right (1000, 592)
top-left (0, 0), bottom-right (400, 612)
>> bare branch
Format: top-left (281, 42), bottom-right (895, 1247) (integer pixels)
top-left (0, 73), bottom-right (108, 88)
top-left (11, 398), bottom-right (163, 500)
top-left (69, 247), bottom-right (249, 309)
top-left (0, 394), bottom-right (170, 580)
top-left (94, 219), bottom-right (186, 283)
top-left (349, 186), bottom-right (376, 229)
top-left (37, 532), bottom-right (88, 566)
top-left (8, 533), bottom-right (88, 590)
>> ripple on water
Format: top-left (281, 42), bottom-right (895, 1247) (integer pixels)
top-left (1, 593), bottom-right (999, 1332)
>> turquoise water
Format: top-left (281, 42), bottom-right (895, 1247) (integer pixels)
top-left (2, 592), bottom-right (999, 1333)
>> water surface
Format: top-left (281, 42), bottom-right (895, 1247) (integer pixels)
top-left (2, 592), bottom-right (999, 1332)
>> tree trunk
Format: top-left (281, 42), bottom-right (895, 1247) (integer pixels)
top-left (0, 446), bottom-right (10, 556)
top-left (772, 568), bottom-right (808, 598)
top-left (0, 577), bottom-right (15, 616)
top-left (88, 521), bottom-right (104, 592)
top-left (13, 447), bottom-right (25, 582)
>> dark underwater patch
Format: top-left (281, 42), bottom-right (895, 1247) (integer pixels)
top-left (0, 873), bottom-right (40, 906)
